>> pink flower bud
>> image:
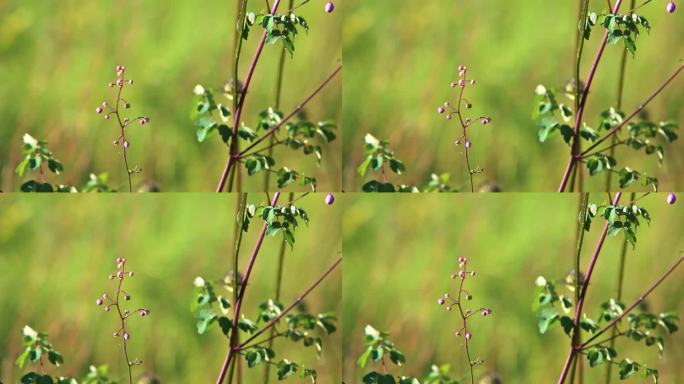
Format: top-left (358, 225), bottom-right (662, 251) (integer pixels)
top-left (458, 270), bottom-right (466, 278)
top-left (96, 299), bottom-right (103, 305)
top-left (123, 332), bottom-right (130, 340)
top-left (117, 271), bottom-right (125, 279)
top-left (438, 298), bottom-right (445, 305)
top-left (102, 293), bottom-right (108, 299)
top-left (458, 79), bottom-right (466, 87)
top-left (123, 141), bottom-right (130, 149)
top-left (116, 65), bottom-right (125, 72)
top-left (104, 114), bottom-right (110, 120)
top-left (117, 79), bottom-right (124, 87)
top-left (667, 193), bottom-right (677, 205)
top-left (465, 331), bottom-right (472, 340)
top-left (438, 107), bottom-right (445, 114)
top-left (325, 1), bottom-right (335, 13)
top-left (113, 140), bottom-right (119, 146)
top-left (114, 331), bottom-right (119, 337)
top-left (465, 141), bottom-right (472, 149)
top-left (139, 118), bottom-right (147, 125)
top-left (481, 308), bottom-right (492, 316)
top-left (458, 65), bottom-right (467, 72)
top-left (666, 1), bottom-right (676, 13)
top-left (96, 107), bottom-right (103, 114)
top-left (458, 256), bottom-right (467, 264)
top-left (326, 193), bottom-right (335, 205)
top-left (116, 257), bottom-right (125, 264)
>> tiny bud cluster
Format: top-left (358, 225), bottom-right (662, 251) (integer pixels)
top-left (438, 256), bottom-right (491, 370)
top-left (97, 257), bottom-right (149, 368)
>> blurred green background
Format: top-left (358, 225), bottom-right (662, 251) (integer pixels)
top-left (0, 0), bottom-right (341, 192)
top-left (0, 193), bottom-right (342, 382)
top-left (342, 193), bottom-right (684, 382)
top-left (342, 0), bottom-right (684, 191)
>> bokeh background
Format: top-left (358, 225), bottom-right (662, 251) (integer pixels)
top-left (342, 0), bottom-right (684, 191)
top-left (343, 193), bottom-right (684, 382)
top-left (0, 0), bottom-right (341, 192)
top-left (0, 193), bottom-right (342, 382)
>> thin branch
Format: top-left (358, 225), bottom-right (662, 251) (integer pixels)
top-left (239, 64), bottom-right (343, 157)
top-left (580, 254), bottom-right (684, 349)
top-left (238, 256), bottom-right (342, 349)
top-left (558, 0), bottom-right (625, 192)
top-left (557, 193), bottom-right (623, 384)
top-left (217, 0), bottom-right (284, 192)
top-left (216, 192), bottom-right (281, 384)
top-left (580, 63), bottom-right (684, 157)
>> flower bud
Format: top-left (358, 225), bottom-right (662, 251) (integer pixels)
top-left (667, 193), bottom-right (677, 205)
top-left (458, 256), bottom-right (467, 264)
top-left (96, 299), bottom-right (103, 305)
top-left (438, 298), bottom-right (445, 305)
top-left (96, 107), bottom-right (103, 114)
top-left (458, 79), bottom-right (466, 87)
top-left (128, 271), bottom-right (134, 277)
top-left (465, 331), bottom-right (472, 340)
top-left (326, 193), bottom-right (335, 205)
top-left (117, 271), bottom-right (125, 279)
top-left (446, 305), bottom-right (453, 312)
top-left (465, 141), bottom-right (472, 149)
top-left (104, 114), bottom-right (110, 120)
top-left (325, 1), bottom-right (335, 13)
top-left (114, 331), bottom-right (119, 337)
top-left (458, 65), bottom-right (467, 72)
top-left (123, 332), bottom-right (130, 340)
top-left (117, 79), bottom-right (124, 87)
top-left (102, 293), bottom-right (108, 299)
top-left (438, 107), bottom-right (445, 114)
top-left (666, 1), bottom-right (676, 13)
top-left (123, 141), bottom-right (130, 149)
top-left (104, 306), bottom-right (110, 312)
top-left (458, 270), bottom-right (466, 278)
top-left (128, 80), bottom-right (134, 85)
top-left (125, 295), bottom-right (131, 301)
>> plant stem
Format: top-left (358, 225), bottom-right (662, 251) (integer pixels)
top-left (604, 191), bottom-right (634, 383)
top-left (113, 72), bottom-right (133, 192)
top-left (263, 192), bottom-right (293, 383)
top-left (558, 0), bottom-right (624, 192)
top-left (264, 0), bottom-right (294, 191)
top-left (454, 262), bottom-right (475, 384)
top-left (239, 256), bottom-right (342, 349)
top-left (606, 0), bottom-right (635, 190)
top-left (113, 266), bottom-right (133, 384)
top-left (580, 254), bottom-right (684, 349)
top-left (239, 65), bottom-right (342, 157)
top-left (581, 63), bottom-right (684, 157)
top-left (217, 0), bottom-right (283, 192)
top-left (557, 193), bottom-right (622, 384)
top-left (216, 193), bottom-right (281, 384)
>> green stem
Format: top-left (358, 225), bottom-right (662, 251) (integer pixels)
top-left (264, 0), bottom-right (294, 191)
top-left (604, 191), bottom-right (635, 384)
top-left (263, 192), bottom-right (294, 383)
top-left (606, 0), bottom-right (635, 190)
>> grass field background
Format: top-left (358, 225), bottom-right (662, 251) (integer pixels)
top-left (0, 193), bottom-right (342, 382)
top-left (0, 1), bottom-right (341, 192)
top-left (342, 193), bottom-right (684, 382)
top-left (342, 0), bottom-right (684, 191)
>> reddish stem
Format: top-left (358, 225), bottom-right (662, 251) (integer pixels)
top-left (216, 192), bottom-right (281, 384)
top-left (238, 256), bottom-right (342, 349)
top-left (217, 0), bottom-right (283, 192)
top-left (558, 0), bottom-right (624, 192)
top-left (580, 254), bottom-right (684, 349)
top-left (580, 63), bottom-right (684, 158)
top-left (557, 192), bottom-right (622, 384)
